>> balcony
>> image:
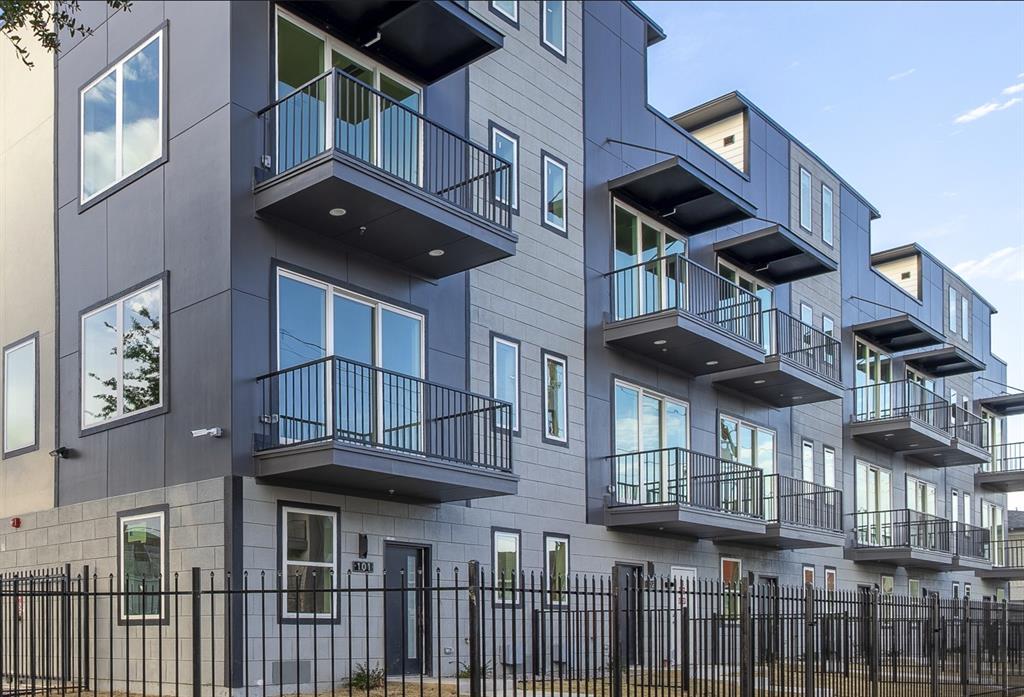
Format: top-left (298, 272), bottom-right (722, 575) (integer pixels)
top-left (254, 69), bottom-right (516, 279)
top-left (975, 443), bottom-right (1024, 492)
top-left (720, 474), bottom-right (845, 549)
top-left (712, 309), bottom-right (843, 407)
top-left (845, 509), bottom-right (954, 569)
top-left (253, 356), bottom-right (518, 503)
top-left (604, 255), bottom-right (765, 376)
top-left (913, 405), bottom-right (991, 467)
top-left (605, 448), bottom-right (766, 538)
top-left (976, 539), bottom-right (1024, 580)
top-left (950, 523), bottom-right (992, 571)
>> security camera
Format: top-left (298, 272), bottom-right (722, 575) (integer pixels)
top-left (191, 427), bottom-right (223, 438)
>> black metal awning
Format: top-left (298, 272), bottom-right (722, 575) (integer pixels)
top-left (609, 157), bottom-right (757, 234)
top-left (852, 314), bottom-right (944, 353)
top-left (283, 1), bottom-right (503, 84)
top-left (713, 225), bottom-right (837, 283)
top-left (903, 345), bottom-right (986, 377)
top-left (977, 393), bottom-right (1024, 417)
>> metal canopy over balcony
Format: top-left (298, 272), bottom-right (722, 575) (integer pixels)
top-left (608, 157), bottom-right (756, 234)
top-left (253, 356), bottom-right (517, 503)
top-left (712, 309), bottom-right (843, 407)
top-left (845, 509), bottom-right (955, 569)
top-left (604, 254), bottom-right (765, 376)
top-left (852, 314), bottom-right (944, 353)
top-left (605, 448), bottom-right (766, 538)
top-left (719, 474), bottom-right (845, 549)
top-left (976, 540), bottom-right (1024, 580)
top-left (975, 443), bottom-right (1024, 491)
top-left (285, 1), bottom-right (503, 84)
top-left (848, 380), bottom-right (952, 453)
top-left (713, 225), bottom-right (838, 284)
top-left (903, 345), bottom-right (986, 377)
top-left (255, 69), bottom-right (516, 280)
top-left (977, 392), bottom-right (1024, 417)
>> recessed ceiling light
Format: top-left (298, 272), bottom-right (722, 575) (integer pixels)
top-left (754, 379), bottom-right (766, 385)
top-left (884, 433), bottom-right (894, 438)
top-left (793, 395), bottom-right (803, 400)
top-left (329, 207), bottom-right (347, 217)
top-left (705, 360), bottom-right (719, 366)
top-left (428, 249), bottom-right (445, 257)
top-left (653, 339), bottom-right (667, 346)
top-left (909, 443), bottom-right (919, 448)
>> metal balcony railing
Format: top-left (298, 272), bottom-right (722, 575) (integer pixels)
top-left (948, 404), bottom-right (988, 449)
top-left (851, 508), bottom-right (953, 553)
top-left (990, 538), bottom-right (1024, 568)
top-left (256, 68), bottom-right (511, 230)
top-left (608, 447), bottom-right (764, 519)
top-left (762, 308), bottom-right (841, 383)
top-left (607, 254), bottom-right (762, 345)
top-left (764, 474), bottom-right (843, 532)
top-left (952, 522), bottom-right (991, 560)
top-left (851, 379), bottom-right (950, 431)
top-left (255, 356), bottom-right (513, 473)
top-left (981, 441), bottom-right (1024, 473)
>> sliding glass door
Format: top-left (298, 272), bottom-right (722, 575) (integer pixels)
top-left (855, 461), bottom-right (891, 545)
top-left (854, 339), bottom-right (892, 418)
top-left (614, 382), bottom-right (688, 504)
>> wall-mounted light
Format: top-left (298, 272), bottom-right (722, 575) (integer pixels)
top-left (49, 446), bottom-right (70, 459)
top-left (191, 427), bottom-right (224, 438)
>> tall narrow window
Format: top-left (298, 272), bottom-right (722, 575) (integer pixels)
top-left (490, 124), bottom-right (519, 212)
top-left (961, 296), bottom-right (970, 341)
top-left (721, 557), bottom-right (742, 617)
top-left (822, 315), bottom-right (836, 365)
top-left (493, 529), bottom-right (520, 604)
top-left (541, 0), bottom-right (566, 57)
top-left (802, 440), bottom-right (814, 482)
top-left (490, 0), bottom-right (518, 23)
top-left (492, 336), bottom-right (520, 433)
top-left (821, 184), bottom-right (834, 245)
top-left (799, 303), bottom-right (813, 349)
top-left (964, 493), bottom-right (972, 526)
top-left (799, 168), bottom-right (812, 231)
top-left (880, 575), bottom-right (894, 595)
top-left (951, 490), bottom-right (959, 523)
top-left (824, 567), bottom-right (837, 592)
top-left (542, 351), bottom-right (567, 444)
top-left (119, 509), bottom-right (166, 620)
top-left (281, 506), bottom-right (337, 618)
top-left (3, 336), bottom-right (37, 456)
top-left (823, 446), bottom-right (836, 489)
top-left (802, 565), bottom-right (815, 586)
top-left (544, 534), bottom-right (570, 605)
top-left (81, 280), bottom-right (164, 430)
top-left (542, 153), bottom-right (568, 233)
top-left (948, 287), bottom-right (958, 334)
top-left (81, 29), bottom-right (164, 203)
top-left (909, 579), bottom-right (921, 598)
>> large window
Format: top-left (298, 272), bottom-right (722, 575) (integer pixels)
top-left (493, 529), bottom-right (520, 604)
top-left (490, 124), bottom-right (519, 212)
top-left (613, 381), bottom-right (689, 504)
top-left (542, 351), bottom-right (567, 444)
top-left (541, 0), bottom-right (566, 57)
top-left (854, 338), bottom-right (892, 418)
top-left (799, 168), bottom-right (812, 231)
top-left (81, 280), bottom-right (164, 430)
top-left (821, 184), bottom-right (834, 245)
top-left (492, 336), bottom-right (520, 433)
top-left (855, 460), bottom-right (891, 545)
top-left (81, 29), bottom-right (164, 203)
top-left (281, 505), bottom-right (337, 618)
top-left (907, 476), bottom-right (936, 515)
top-left (119, 509), bottom-right (165, 620)
top-left (544, 534), bottom-right (569, 605)
top-left (3, 336), bottom-right (37, 456)
top-left (948, 287), bottom-right (958, 334)
top-left (720, 415), bottom-right (776, 517)
top-left (718, 259), bottom-right (773, 350)
top-left (542, 153), bottom-right (568, 233)
top-left (614, 201), bottom-right (687, 319)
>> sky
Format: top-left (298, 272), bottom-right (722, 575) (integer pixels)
top-left (638, 0), bottom-right (1024, 437)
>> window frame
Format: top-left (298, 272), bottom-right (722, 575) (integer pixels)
top-left (492, 527), bottom-right (521, 607)
top-left (802, 565), bottom-right (815, 586)
top-left (540, 0), bottom-right (567, 59)
top-left (543, 533), bottom-right (570, 607)
top-left (278, 502), bottom-right (340, 623)
top-left (823, 445), bottom-right (836, 489)
top-left (799, 167), bottom-right (812, 231)
top-left (880, 574), bottom-right (894, 595)
top-left (489, 122), bottom-right (520, 214)
top-left (491, 333), bottom-right (521, 435)
top-left (116, 505), bottom-right (169, 625)
top-left (2, 333), bottom-right (39, 458)
top-left (489, 0), bottom-right (519, 27)
top-left (821, 183), bottom-right (834, 246)
top-left (948, 286), bottom-right (958, 334)
top-left (540, 151), bottom-right (569, 235)
top-left (79, 24), bottom-right (168, 209)
top-left (909, 578), bottom-right (921, 598)
top-left (801, 439), bottom-right (815, 483)
top-left (961, 295), bottom-right (970, 341)
top-left (541, 350), bottom-right (569, 446)
top-left (824, 567), bottom-right (837, 592)
top-left (718, 412), bottom-right (776, 474)
top-left (79, 274), bottom-right (168, 436)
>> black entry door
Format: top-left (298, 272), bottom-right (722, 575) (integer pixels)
top-left (614, 563), bottom-right (644, 666)
top-left (384, 544), bottom-right (431, 676)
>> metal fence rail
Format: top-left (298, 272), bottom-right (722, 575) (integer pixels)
top-left (851, 508), bottom-right (955, 553)
top-left (2, 565), bottom-right (1024, 697)
top-left (765, 474), bottom-right (843, 531)
top-left (762, 308), bottom-right (841, 384)
top-left (984, 442), bottom-right (1024, 473)
top-left (851, 379), bottom-right (950, 431)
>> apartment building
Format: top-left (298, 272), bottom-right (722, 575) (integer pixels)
top-left (0, 0), bottom-right (1021, 682)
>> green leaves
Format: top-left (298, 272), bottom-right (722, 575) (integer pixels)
top-left (0, 0), bottom-right (133, 68)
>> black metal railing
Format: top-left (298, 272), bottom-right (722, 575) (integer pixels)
top-left (948, 404), bottom-right (989, 449)
top-left (953, 522), bottom-right (991, 560)
top-left (256, 68), bottom-right (511, 230)
top-left (762, 308), bottom-right (841, 383)
top-left (991, 538), bottom-right (1024, 568)
top-left (851, 508), bottom-right (954, 553)
top-left (4, 564), bottom-right (1024, 697)
top-left (608, 447), bottom-right (764, 518)
top-left (764, 474), bottom-right (843, 531)
top-left (851, 379), bottom-right (950, 431)
top-left (255, 355), bottom-right (512, 473)
top-left (983, 442), bottom-right (1024, 473)
top-left (607, 254), bottom-right (762, 345)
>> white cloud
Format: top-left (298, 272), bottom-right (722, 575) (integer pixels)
top-left (954, 246), bottom-right (1024, 283)
top-left (953, 97), bottom-right (1022, 124)
top-left (888, 68), bottom-right (916, 81)
top-left (1004, 82), bottom-right (1024, 95)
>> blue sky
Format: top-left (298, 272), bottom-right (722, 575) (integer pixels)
top-left (639, 0), bottom-right (1024, 436)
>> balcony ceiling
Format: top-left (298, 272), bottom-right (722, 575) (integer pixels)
top-left (975, 469), bottom-right (1024, 493)
top-left (903, 345), bottom-right (985, 377)
top-left (844, 546), bottom-right (954, 570)
top-left (713, 225), bottom-right (837, 284)
top-left (977, 392), bottom-right (1024, 417)
top-left (609, 157), bottom-right (757, 234)
top-left (852, 314), bottom-right (944, 353)
top-left (711, 357), bottom-right (843, 408)
top-left (605, 503), bottom-right (766, 539)
top-left (284, 1), bottom-right (503, 84)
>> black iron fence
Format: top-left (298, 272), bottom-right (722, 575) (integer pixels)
top-left (762, 308), bottom-right (841, 384)
top-left (255, 355), bottom-right (513, 473)
top-left (256, 68), bottom-right (512, 230)
top-left (607, 254), bottom-right (762, 345)
top-left (3, 565), bottom-right (1024, 697)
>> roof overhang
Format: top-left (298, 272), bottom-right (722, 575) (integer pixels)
top-left (852, 314), bottom-right (944, 353)
top-left (283, 1), bottom-right (503, 84)
top-left (609, 157), bottom-right (757, 234)
top-left (714, 225), bottom-right (837, 284)
top-left (903, 345), bottom-right (986, 377)
top-left (977, 393), bottom-right (1024, 417)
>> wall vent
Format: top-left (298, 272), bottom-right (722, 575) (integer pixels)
top-left (723, 134), bottom-right (736, 146)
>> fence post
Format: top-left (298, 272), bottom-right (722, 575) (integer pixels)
top-left (930, 592), bottom-right (940, 697)
top-left (1002, 599), bottom-right (1009, 697)
top-left (191, 567), bottom-right (202, 697)
top-left (610, 569), bottom-right (622, 697)
top-left (960, 596), bottom-right (969, 697)
top-left (62, 562), bottom-right (72, 688)
top-left (468, 560), bottom-right (482, 697)
top-left (870, 588), bottom-right (880, 697)
top-left (739, 576), bottom-right (753, 697)
top-left (82, 565), bottom-right (90, 691)
top-left (804, 583), bottom-right (815, 697)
